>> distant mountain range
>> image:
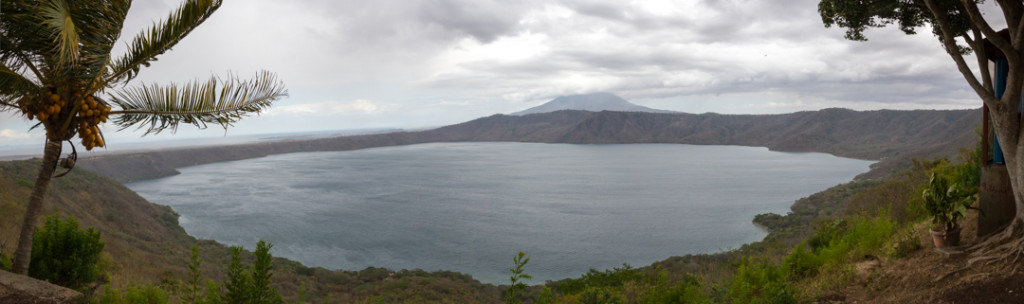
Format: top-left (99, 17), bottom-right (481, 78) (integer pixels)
top-left (512, 92), bottom-right (674, 115)
top-left (79, 107), bottom-right (981, 182)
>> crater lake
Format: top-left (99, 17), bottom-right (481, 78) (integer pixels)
top-left (126, 142), bottom-right (873, 284)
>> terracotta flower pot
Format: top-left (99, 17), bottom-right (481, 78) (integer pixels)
top-left (929, 225), bottom-right (962, 248)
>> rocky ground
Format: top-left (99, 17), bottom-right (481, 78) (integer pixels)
top-left (0, 270), bottom-right (82, 304)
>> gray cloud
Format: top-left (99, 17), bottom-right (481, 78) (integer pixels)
top-left (1, 0), bottom-right (988, 145)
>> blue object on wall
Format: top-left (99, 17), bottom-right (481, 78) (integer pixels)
top-left (993, 58), bottom-right (1009, 164)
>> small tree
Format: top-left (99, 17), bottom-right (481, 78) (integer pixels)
top-left (249, 240), bottom-right (282, 304)
top-left (222, 240), bottom-right (282, 304)
top-left (223, 246), bottom-right (250, 304)
top-left (185, 245), bottom-right (203, 304)
top-left (505, 251), bottom-right (532, 304)
top-left (28, 215), bottom-right (104, 290)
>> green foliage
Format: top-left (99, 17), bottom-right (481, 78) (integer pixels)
top-left (0, 250), bottom-right (12, 271)
top-left (553, 264), bottom-right (644, 294)
top-left (250, 240), bottom-right (282, 304)
top-left (359, 296), bottom-right (385, 304)
top-left (845, 162), bottom-right (934, 223)
top-left (921, 170), bottom-right (974, 232)
top-left (124, 284), bottom-right (169, 304)
top-left (185, 245), bottom-right (202, 304)
top-left (639, 274), bottom-right (708, 304)
top-left (203, 280), bottom-right (222, 304)
top-left (536, 286), bottom-right (555, 304)
top-left (579, 286), bottom-right (624, 304)
top-left (222, 241), bottom-right (282, 304)
top-left (806, 219), bottom-right (846, 251)
top-left (728, 258), bottom-right (795, 304)
top-left (954, 143), bottom-right (982, 198)
top-left (815, 217), bottom-right (896, 266)
top-left (783, 242), bottom-right (821, 279)
top-left (93, 283), bottom-right (168, 304)
top-left (818, 0), bottom-right (974, 47)
top-left (15, 179), bottom-right (32, 188)
top-left (29, 215), bottom-right (105, 290)
top-left (356, 267), bottom-right (390, 283)
top-left (505, 251), bottom-right (532, 304)
top-left (224, 246), bottom-right (250, 304)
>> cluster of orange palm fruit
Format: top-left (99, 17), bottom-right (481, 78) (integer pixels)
top-left (17, 89), bottom-right (111, 150)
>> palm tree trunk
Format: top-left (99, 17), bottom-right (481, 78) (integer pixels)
top-left (11, 139), bottom-right (62, 275)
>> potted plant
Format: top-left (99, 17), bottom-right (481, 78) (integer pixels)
top-left (921, 172), bottom-right (974, 248)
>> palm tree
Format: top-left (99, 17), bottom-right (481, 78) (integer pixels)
top-left (0, 0), bottom-right (287, 275)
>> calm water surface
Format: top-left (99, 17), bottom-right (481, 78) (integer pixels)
top-left (127, 143), bottom-right (872, 284)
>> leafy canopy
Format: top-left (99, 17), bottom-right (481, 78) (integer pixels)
top-left (819, 0), bottom-right (978, 52)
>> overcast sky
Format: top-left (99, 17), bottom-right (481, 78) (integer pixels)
top-left (0, 0), bottom-right (1002, 149)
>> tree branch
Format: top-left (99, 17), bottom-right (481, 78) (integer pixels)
top-left (965, 29), bottom-right (993, 94)
top-left (1015, 11), bottom-right (1024, 49)
top-left (961, 0), bottom-right (1013, 53)
top-left (995, 0), bottom-right (1024, 49)
top-left (924, 0), bottom-right (991, 101)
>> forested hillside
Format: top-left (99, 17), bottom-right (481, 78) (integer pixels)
top-left (80, 108), bottom-right (980, 182)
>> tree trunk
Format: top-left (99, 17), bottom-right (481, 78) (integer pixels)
top-left (11, 139), bottom-right (62, 275)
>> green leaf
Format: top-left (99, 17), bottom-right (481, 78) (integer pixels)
top-left (106, 0), bottom-right (222, 85)
top-left (108, 70), bottom-right (286, 135)
top-left (39, 0), bottom-right (80, 69)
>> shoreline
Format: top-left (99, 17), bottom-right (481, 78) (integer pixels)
top-left (119, 142), bottom-right (870, 285)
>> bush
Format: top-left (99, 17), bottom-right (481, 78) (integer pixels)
top-left (806, 219), bottom-right (846, 251)
top-left (728, 258), bottom-right (794, 304)
top-left (639, 274), bottom-right (708, 304)
top-left (29, 215), bottom-right (104, 290)
top-left (552, 264), bottom-right (644, 294)
top-left (93, 283), bottom-right (168, 304)
top-left (579, 286), bottom-right (624, 304)
top-left (783, 242), bottom-right (821, 279)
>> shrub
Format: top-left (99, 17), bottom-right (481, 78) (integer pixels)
top-left (728, 258), bottom-right (794, 304)
top-left (94, 283), bottom-right (168, 304)
top-left (579, 286), bottom-right (624, 304)
top-left (552, 264), bottom-right (644, 294)
top-left (639, 274), bottom-right (708, 304)
top-left (783, 242), bottom-right (821, 279)
top-left (806, 219), bottom-right (846, 251)
top-left (29, 215), bottom-right (104, 290)
top-left (536, 286), bottom-right (555, 304)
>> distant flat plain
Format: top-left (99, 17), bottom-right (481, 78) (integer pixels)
top-left (127, 142), bottom-right (872, 284)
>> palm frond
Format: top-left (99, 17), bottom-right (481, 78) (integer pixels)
top-left (108, 70), bottom-right (286, 135)
top-left (106, 0), bottom-right (222, 85)
top-left (0, 62), bottom-right (42, 108)
top-left (39, 0), bottom-right (80, 69)
top-left (67, 0), bottom-right (131, 90)
top-left (1, 1), bottom-right (52, 81)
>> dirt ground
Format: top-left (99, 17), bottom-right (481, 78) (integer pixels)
top-left (826, 211), bottom-right (1024, 303)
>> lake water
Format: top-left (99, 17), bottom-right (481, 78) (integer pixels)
top-left (126, 142), bottom-right (872, 284)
